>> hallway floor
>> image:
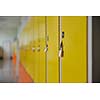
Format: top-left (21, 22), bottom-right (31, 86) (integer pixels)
top-left (0, 59), bottom-right (16, 82)
top-left (0, 59), bottom-right (33, 83)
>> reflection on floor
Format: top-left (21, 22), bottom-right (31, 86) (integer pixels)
top-left (0, 59), bottom-right (33, 83)
top-left (0, 59), bottom-right (16, 83)
top-left (12, 56), bottom-right (33, 83)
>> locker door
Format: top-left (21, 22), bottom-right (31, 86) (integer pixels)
top-left (47, 16), bottom-right (59, 82)
top-left (20, 31), bottom-right (27, 68)
top-left (33, 16), bottom-right (40, 82)
top-left (61, 16), bottom-right (87, 82)
top-left (25, 18), bottom-right (31, 79)
top-left (26, 17), bottom-right (34, 81)
top-left (36, 16), bottom-right (40, 82)
top-left (31, 17), bottom-right (36, 82)
top-left (22, 19), bottom-right (32, 80)
top-left (39, 16), bottom-right (46, 82)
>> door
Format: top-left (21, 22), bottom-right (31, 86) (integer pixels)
top-left (33, 16), bottom-right (40, 82)
top-left (61, 16), bottom-right (87, 82)
top-left (39, 16), bottom-right (46, 82)
top-left (92, 16), bottom-right (100, 83)
top-left (46, 16), bottom-right (59, 82)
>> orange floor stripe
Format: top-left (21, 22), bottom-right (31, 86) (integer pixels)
top-left (12, 54), bottom-right (33, 83)
top-left (13, 62), bottom-right (33, 83)
top-left (18, 63), bottom-right (33, 83)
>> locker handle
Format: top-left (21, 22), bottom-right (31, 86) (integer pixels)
top-left (59, 41), bottom-right (64, 57)
top-left (44, 44), bottom-right (48, 53)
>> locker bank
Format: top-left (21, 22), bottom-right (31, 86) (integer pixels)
top-left (16, 16), bottom-right (87, 83)
top-left (0, 16), bottom-right (99, 83)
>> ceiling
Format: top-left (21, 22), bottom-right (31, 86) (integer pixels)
top-left (0, 16), bottom-right (21, 35)
top-left (0, 16), bottom-right (21, 45)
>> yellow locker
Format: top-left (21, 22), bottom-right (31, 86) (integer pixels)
top-left (31, 17), bottom-right (36, 82)
top-left (26, 17), bottom-right (34, 81)
top-left (47, 16), bottom-right (59, 82)
top-left (61, 16), bottom-right (87, 82)
top-left (25, 19), bottom-right (31, 76)
top-left (39, 16), bottom-right (46, 82)
top-left (33, 16), bottom-right (40, 82)
top-left (36, 16), bottom-right (40, 82)
top-left (20, 31), bottom-right (26, 66)
top-left (23, 19), bottom-right (31, 79)
top-left (19, 17), bottom-right (34, 81)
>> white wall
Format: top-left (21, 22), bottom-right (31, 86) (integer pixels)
top-left (0, 33), bottom-right (16, 46)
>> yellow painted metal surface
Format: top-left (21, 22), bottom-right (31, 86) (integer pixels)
top-left (32, 17), bottom-right (37, 82)
top-left (19, 17), bottom-right (35, 81)
top-left (19, 16), bottom-right (46, 83)
top-left (19, 16), bottom-right (87, 83)
top-left (62, 16), bottom-right (87, 82)
top-left (33, 16), bottom-right (40, 82)
top-left (26, 17), bottom-right (34, 81)
top-left (19, 31), bottom-right (26, 65)
top-left (38, 16), bottom-right (46, 82)
top-left (47, 16), bottom-right (59, 82)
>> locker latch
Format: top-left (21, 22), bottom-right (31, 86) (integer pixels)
top-left (62, 31), bottom-right (64, 38)
top-left (37, 45), bottom-right (40, 52)
top-left (32, 47), bottom-right (35, 52)
top-left (59, 41), bottom-right (64, 58)
top-left (44, 44), bottom-right (48, 53)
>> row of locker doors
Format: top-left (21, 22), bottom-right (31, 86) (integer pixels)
top-left (23, 16), bottom-right (87, 83)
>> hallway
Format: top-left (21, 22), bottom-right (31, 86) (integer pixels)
top-left (0, 60), bottom-right (16, 82)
